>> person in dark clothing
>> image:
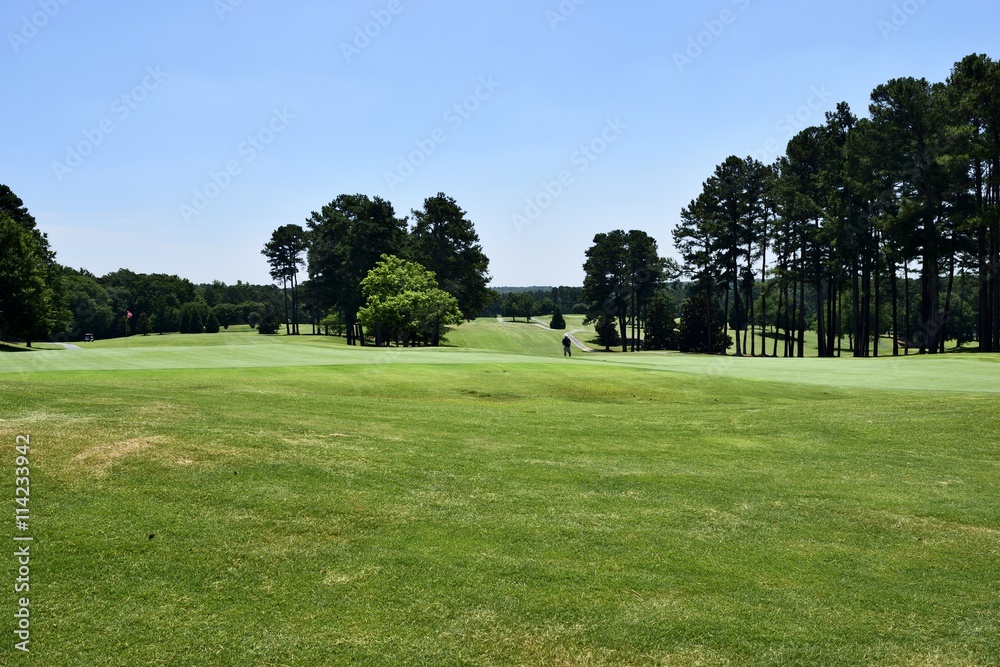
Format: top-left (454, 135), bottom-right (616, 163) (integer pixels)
top-left (562, 335), bottom-right (572, 357)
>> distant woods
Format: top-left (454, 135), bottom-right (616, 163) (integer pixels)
top-left (675, 53), bottom-right (1000, 356)
top-left (0, 188), bottom-right (493, 345)
top-left (53, 269), bottom-right (287, 341)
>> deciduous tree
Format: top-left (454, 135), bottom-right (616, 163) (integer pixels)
top-left (357, 255), bottom-right (462, 346)
top-left (0, 209), bottom-right (69, 347)
top-left (307, 195), bottom-right (407, 345)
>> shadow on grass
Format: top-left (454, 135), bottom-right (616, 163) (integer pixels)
top-left (584, 339), bottom-right (622, 352)
top-left (0, 343), bottom-right (34, 353)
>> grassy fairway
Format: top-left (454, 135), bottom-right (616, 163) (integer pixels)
top-left (2, 324), bottom-right (999, 665)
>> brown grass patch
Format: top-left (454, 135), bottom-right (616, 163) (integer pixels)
top-left (69, 436), bottom-right (169, 477)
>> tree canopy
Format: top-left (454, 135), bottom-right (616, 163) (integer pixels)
top-left (261, 224), bottom-right (308, 335)
top-left (408, 193), bottom-right (492, 325)
top-left (306, 194), bottom-right (408, 345)
top-left (357, 255), bottom-right (462, 346)
top-left (0, 188), bottom-right (70, 346)
top-left (582, 229), bottom-right (665, 352)
top-left (301, 192), bottom-right (490, 345)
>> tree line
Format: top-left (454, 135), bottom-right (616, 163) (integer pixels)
top-left (674, 53), bottom-right (1000, 357)
top-left (55, 268), bottom-right (287, 341)
top-left (1, 186), bottom-right (494, 347)
top-left (574, 227), bottom-right (728, 354)
top-left (478, 287), bottom-right (586, 320)
top-left (0, 184), bottom-right (305, 344)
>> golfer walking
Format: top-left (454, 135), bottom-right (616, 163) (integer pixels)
top-left (562, 334), bottom-right (572, 357)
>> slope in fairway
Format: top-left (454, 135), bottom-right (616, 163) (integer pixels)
top-left (7, 320), bottom-right (1000, 395)
top-left (1, 327), bottom-right (998, 665)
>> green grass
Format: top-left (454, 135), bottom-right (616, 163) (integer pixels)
top-left (445, 317), bottom-right (582, 356)
top-left (2, 321), bottom-right (998, 665)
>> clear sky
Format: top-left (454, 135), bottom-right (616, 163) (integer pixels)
top-left (3, 0), bottom-right (997, 287)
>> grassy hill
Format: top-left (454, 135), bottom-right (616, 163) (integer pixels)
top-left (1, 321), bottom-right (998, 665)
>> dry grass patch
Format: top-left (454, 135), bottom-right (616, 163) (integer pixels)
top-left (68, 436), bottom-right (168, 477)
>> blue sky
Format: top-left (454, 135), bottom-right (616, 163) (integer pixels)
top-left (3, 1), bottom-right (997, 287)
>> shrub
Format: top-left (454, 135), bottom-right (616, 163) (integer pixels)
top-left (678, 292), bottom-right (731, 354)
top-left (596, 315), bottom-right (620, 350)
top-left (643, 297), bottom-right (676, 350)
top-left (204, 310), bottom-right (220, 334)
top-left (320, 312), bottom-right (345, 336)
top-left (178, 302), bottom-right (205, 334)
top-left (257, 303), bottom-right (282, 335)
top-left (549, 306), bottom-right (566, 330)
top-left (136, 313), bottom-right (151, 336)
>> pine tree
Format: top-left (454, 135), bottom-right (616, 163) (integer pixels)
top-left (549, 306), bottom-right (566, 329)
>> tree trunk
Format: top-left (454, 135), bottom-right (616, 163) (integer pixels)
top-left (797, 270), bottom-right (805, 358)
top-left (772, 276), bottom-right (781, 358)
top-left (974, 157), bottom-right (990, 351)
top-left (851, 257), bottom-right (861, 357)
top-left (990, 149), bottom-right (1000, 352)
top-left (978, 226), bottom-right (990, 351)
top-left (873, 251), bottom-right (881, 358)
top-left (345, 312), bottom-right (357, 346)
top-left (941, 254), bottom-right (956, 353)
top-left (745, 242), bottom-right (753, 356)
top-left (630, 289), bottom-right (637, 352)
top-left (291, 271), bottom-right (299, 335)
top-left (815, 274), bottom-right (825, 357)
top-left (760, 218), bottom-right (768, 357)
top-left (956, 271), bottom-right (967, 347)
top-left (860, 263), bottom-right (872, 358)
top-left (723, 281), bottom-right (732, 356)
top-left (827, 279), bottom-right (837, 355)
top-left (814, 221), bottom-right (826, 358)
top-left (282, 277), bottom-right (290, 335)
top-left (707, 283), bottom-right (715, 355)
top-left (991, 200), bottom-right (1000, 352)
top-left (920, 249), bottom-right (940, 354)
top-left (732, 265), bottom-right (743, 357)
top-left (904, 260), bottom-right (911, 356)
top-left (837, 285), bottom-right (843, 357)
top-left (890, 259), bottom-right (899, 356)
top-left (786, 268), bottom-right (796, 358)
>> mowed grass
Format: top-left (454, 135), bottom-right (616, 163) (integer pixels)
top-left (445, 317), bottom-right (584, 356)
top-left (1, 323), bottom-right (999, 665)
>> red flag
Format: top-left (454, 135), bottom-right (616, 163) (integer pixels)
top-left (126, 310), bottom-right (133, 319)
